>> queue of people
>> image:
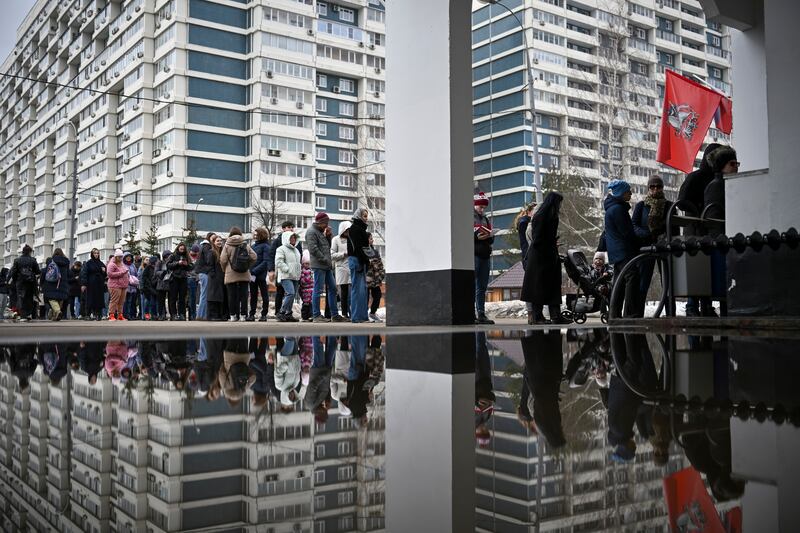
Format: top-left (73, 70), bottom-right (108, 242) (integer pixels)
top-left (1, 208), bottom-right (386, 324)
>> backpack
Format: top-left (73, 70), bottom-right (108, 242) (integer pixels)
top-left (45, 261), bottom-right (61, 285)
top-left (230, 244), bottom-right (251, 273)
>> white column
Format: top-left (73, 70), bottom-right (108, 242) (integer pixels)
top-left (384, 0), bottom-right (474, 325)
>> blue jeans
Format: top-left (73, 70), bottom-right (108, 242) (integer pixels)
top-left (187, 278), bottom-right (197, 320)
top-left (73, 296), bottom-right (81, 318)
top-left (143, 296), bottom-right (157, 317)
top-left (312, 268), bottom-right (339, 317)
top-left (139, 292), bottom-right (146, 319)
top-left (348, 335), bottom-right (368, 380)
top-left (312, 336), bottom-right (337, 368)
top-left (197, 273), bottom-right (209, 319)
top-left (124, 291), bottom-right (138, 318)
top-left (280, 279), bottom-right (299, 315)
top-left (348, 257), bottom-right (368, 322)
top-left (474, 256), bottom-right (490, 316)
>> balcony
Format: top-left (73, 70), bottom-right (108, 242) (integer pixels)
top-left (707, 46), bottom-right (729, 60)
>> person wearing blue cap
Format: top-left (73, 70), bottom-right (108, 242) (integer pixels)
top-left (604, 179), bottom-right (643, 317)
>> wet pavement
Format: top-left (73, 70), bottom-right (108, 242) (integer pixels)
top-left (0, 327), bottom-right (796, 532)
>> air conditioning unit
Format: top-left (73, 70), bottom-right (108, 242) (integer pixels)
top-left (153, 149), bottom-right (161, 157)
top-left (532, 58), bottom-right (539, 64)
top-left (332, 5), bottom-right (340, 11)
top-left (539, 20), bottom-right (546, 26)
top-left (369, 44), bottom-right (375, 50)
top-left (307, 29), bottom-right (314, 36)
top-left (100, 60), bottom-right (106, 66)
top-left (91, 154), bottom-right (96, 159)
top-left (270, 97), bottom-right (279, 105)
top-left (131, 205), bottom-right (138, 211)
top-left (296, 102), bottom-right (304, 109)
top-left (299, 153), bottom-right (307, 160)
top-left (163, 66), bottom-right (170, 73)
top-left (83, 222), bottom-right (88, 227)
top-left (165, 12), bottom-right (172, 20)
top-left (123, 158), bottom-right (130, 165)
top-left (132, 104), bottom-right (140, 111)
top-left (375, 67), bottom-right (381, 74)
top-left (123, 134), bottom-right (130, 141)
top-left (266, 70), bottom-right (273, 78)
top-left (163, 92), bottom-right (170, 99)
top-left (78, 202), bottom-right (83, 208)
top-left (166, 171), bottom-right (174, 177)
top-left (81, 17), bottom-right (87, 23)
top-left (155, 22), bottom-right (161, 29)
top-left (373, 91), bottom-right (381, 97)
top-left (97, 216), bottom-right (103, 222)
top-left (91, 113), bottom-right (96, 118)
top-left (97, 194), bottom-right (103, 200)
top-left (114, 71), bottom-right (121, 77)
top-left (333, 86), bottom-right (341, 93)
top-left (126, 14), bottom-right (132, 21)
top-left (134, 5), bottom-right (141, 12)
top-left (136, 51), bottom-right (144, 58)
top-left (358, 42), bottom-right (364, 48)
top-left (369, 114), bottom-right (382, 120)
top-left (132, 179), bottom-right (138, 185)
top-left (268, 149), bottom-right (281, 157)
top-left (111, 27), bottom-right (118, 34)
top-left (90, 218), bottom-right (96, 224)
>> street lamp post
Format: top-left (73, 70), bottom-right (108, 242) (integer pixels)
top-left (66, 120), bottom-right (79, 260)
top-left (477, 0), bottom-right (543, 204)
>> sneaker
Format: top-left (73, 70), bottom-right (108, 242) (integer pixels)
top-left (313, 316), bottom-right (331, 323)
top-left (229, 316), bottom-right (239, 322)
top-left (331, 315), bottom-right (348, 323)
top-left (284, 315), bottom-right (299, 323)
top-left (244, 315), bottom-right (256, 322)
top-left (54, 312), bottom-right (62, 322)
top-left (144, 313), bottom-right (151, 320)
top-left (117, 314), bottom-right (126, 321)
top-left (475, 315), bottom-right (495, 325)
top-left (276, 313), bottom-right (288, 322)
top-left (108, 315), bottom-right (117, 321)
top-left (368, 313), bottom-right (382, 323)
top-left (258, 316), bottom-right (268, 322)
top-left (685, 307), bottom-right (701, 317)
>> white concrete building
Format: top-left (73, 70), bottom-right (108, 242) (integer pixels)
top-left (0, 0), bottom-right (386, 265)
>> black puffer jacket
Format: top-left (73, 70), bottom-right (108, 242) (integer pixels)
top-left (167, 251), bottom-right (193, 279)
top-left (474, 211), bottom-right (494, 259)
top-left (346, 217), bottom-right (370, 265)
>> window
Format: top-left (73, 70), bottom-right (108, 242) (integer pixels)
top-left (317, 2), bottom-right (327, 16)
top-left (708, 34), bottom-right (722, 47)
top-left (340, 102), bottom-right (354, 116)
top-left (316, 196), bottom-right (327, 209)
top-left (316, 147), bottom-right (327, 161)
top-left (339, 126), bottom-right (355, 140)
top-left (337, 465), bottom-right (354, 481)
top-left (339, 151), bottom-right (355, 164)
top-left (316, 98), bottom-right (328, 112)
top-left (339, 79), bottom-right (355, 93)
top-left (316, 172), bottom-right (327, 185)
top-left (317, 74), bottom-right (327, 87)
top-left (338, 491), bottom-right (354, 505)
top-left (709, 67), bottom-right (723, 79)
top-left (338, 516), bottom-right (354, 530)
top-left (315, 444), bottom-right (326, 458)
top-left (337, 441), bottom-right (353, 455)
top-left (317, 123), bottom-right (328, 136)
top-left (315, 495), bottom-right (326, 510)
top-left (339, 175), bottom-right (353, 188)
top-left (339, 7), bottom-right (355, 23)
top-left (314, 469), bottom-right (325, 483)
top-left (339, 198), bottom-right (354, 212)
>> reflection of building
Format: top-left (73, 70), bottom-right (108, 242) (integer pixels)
top-left (0, 340), bottom-right (386, 532)
top-left (476, 338), bottom-right (687, 531)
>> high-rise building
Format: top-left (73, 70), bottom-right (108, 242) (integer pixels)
top-left (0, 0), bottom-right (386, 265)
top-left (471, 0), bottom-right (732, 271)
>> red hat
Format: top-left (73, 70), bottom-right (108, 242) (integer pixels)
top-left (315, 211), bottom-right (330, 222)
top-left (474, 191), bottom-right (489, 207)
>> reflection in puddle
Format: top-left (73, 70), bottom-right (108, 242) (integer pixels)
top-left (0, 330), bottom-right (796, 531)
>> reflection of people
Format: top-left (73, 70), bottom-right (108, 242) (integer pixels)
top-left (275, 337), bottom-right (301, 412)
top-left (607, 333), bottom-right (659, 462)
top-left (518, 330), bottom-right (566, 449)
top-left (604, 180), bottom-right (642, 318)
top-left (307, 336), bottom-right (337, 424)
top-left (565, 328), bottom-right (611, 389)
top-left (475, 332), bottom-right (495, 448)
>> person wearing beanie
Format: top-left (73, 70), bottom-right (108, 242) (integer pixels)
top-left (268, 221), bottom-right (303, 319)
top-left (305, 211), bottom-right (347, 323)
top-left (632, 175), bottom-right (676, 303)
top-left (703, 146), bottom-right (738, 317)
top-left (603, 179), bottom-right (643, 317)
top-left (678, 142), bottom-right (722, 316)
top-left (589, 251), bottom-right (613, 287)
top-left (193, 232), bottom-right (217, 320)
top-left (473, 191), bottom-right (495, 325)
top-left (346, 208), bottom-right (371, 323)
top-left (106, 249), bottom-right (130, 321)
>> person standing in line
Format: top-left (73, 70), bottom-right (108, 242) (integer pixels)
top-left (187, 244), bottom-right (201, 321)
top-left (521, 192), bottom-right (569, 324)
top-left (365, 233), bottom-right (385, 323)
top-left (0, 267), bottom-right (9, 319)
top-left (207, 235), bottom-right (227, 321)
top-left (473, 192), bottom-right (495, 325)
top-left (9, 244), bottom-right (41, 321)
top-left (518, 202), bottom-right (542, 324)
top-left (331, 221), bottom-right (351, 318)
top-left (305, 212), bottom-right (347, 323)
top-left (299, 251), bottom-right (314, 322)
top-left (106, 249), bottom-right (130, 321)
top-left (67, 260), bottom-right (82, 319)
top-left (346, 207), bottom-right (371, 323)
top-left (604, 180), bottom-right (643, 318)
top-left (219, 226), bottom-right (257, 322)
top-left (42, 248), bottom-right (70, 321)
top-left (80, 248), bottom-right (106, 321)
top-left (140, 256), bottom-right (158, 320)
top-left (193, 232), bottom-right (217, 320)
top-left (123, 253), bottom-right (139, 320)
top-left (275, 231), bottom-right (302, 322)
top-left (166, 243), bottom-right (193, 321)
top-left (247, 227), bottom-right (272, 322)
top-left (268, 221), bottom-right (303, 318)
top-left (678, 142), bottom-right (722, 317)
top-left (632, 175), bottom-right (675, 303)
top-left (155, 251), bottom-right (171, 320)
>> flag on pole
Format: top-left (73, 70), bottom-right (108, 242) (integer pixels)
top-left (662, 467), bottom-right (737, 533)
top-left (714, 95), bottom-right (733, 134)
top-left (657, 70), bottom-right (728, 173)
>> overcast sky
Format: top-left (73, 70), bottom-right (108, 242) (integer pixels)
top-left (0, 1), bottom-right (38, 63)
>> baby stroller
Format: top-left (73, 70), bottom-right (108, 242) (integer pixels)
top-left (561, 249), bottom-right (610, 324)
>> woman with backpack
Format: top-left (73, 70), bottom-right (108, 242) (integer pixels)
top-left (42, 248), bottom-right (70, 321)
top-left (166, 242), bottom-right (194, 321)
top-left (9, 244), bottom-right (41, 321)
top-left (219, 227), bottom-right (257, 322)
top-left (80, 248), bottom-right (106, 320)
top-left (106, 249), bottom-right (130, 321)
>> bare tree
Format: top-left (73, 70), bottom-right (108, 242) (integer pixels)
top-left (250, 177), bottom-right (285, 235)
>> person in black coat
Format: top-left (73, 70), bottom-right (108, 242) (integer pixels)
top-left (704, 146), bottom-right (738, 317)
top-left (207, 236), bottom-right (227, 320)
top-left (67, 261), bottom-right (82, 319)
top-left (140, 256), bottom-right (158, 320)
top-left (248, 226), bottom-right (272, 321)
top-left (9, 244), bottom-right (41, 321)
top-left (80, 248), bottom-right (106, 320)
top-left (678, 142), bottom-right (721, 317)
top-left (268, 221), bottom-right (303, 319)
top-left (632, 175), bottom-right (676, 302)
top-left (521, 192), bottom-right (569, 324)
top-left (0, 267), bottom-right (10, 318)
top-left (346, 209), bottom-right (371, 323)
top-left (518, 330), bottom-right (567, 449)
top-left (166, 243), bottom-right (193, 320)
top-left (604, 180), bottom-right (643, 318)
top-left (42, 249), bottom-right (71, 321)
top-left (193, 232), bottom-right (217, 320)
top-left (516, 203), bottom-right (535, 268)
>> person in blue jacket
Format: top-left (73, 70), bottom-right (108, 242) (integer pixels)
top-left (603, 179), bottom-right (643, 317)
top-left (248, 226), bottom-right (272, 321)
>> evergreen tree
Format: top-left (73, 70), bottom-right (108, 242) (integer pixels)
top-left (143, 223), bottom-right (160, 257)
top-left (182, 217), bottom-right (200, 247)
top-left (123, 228), bottom-right (142, 256)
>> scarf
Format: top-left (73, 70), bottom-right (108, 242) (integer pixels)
top-left (644, 192), bottom-right (666, 236)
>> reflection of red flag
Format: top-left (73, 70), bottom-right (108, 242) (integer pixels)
top-left (663, 467), bottom-right (726, 533)
top-left (657, 70), bottom-right (722, 173)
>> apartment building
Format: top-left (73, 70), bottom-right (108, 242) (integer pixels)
top-left (0, 0), bottom-right (386, 266)
top-left (471, 0), bottom-right (732, 270)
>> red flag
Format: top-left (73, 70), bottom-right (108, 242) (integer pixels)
top-left (715, 96), bottom-right (733, 134)
top-left (663, 467), bottom-right (726, 533)
top-left (657, 70), bottom-right (723, 173)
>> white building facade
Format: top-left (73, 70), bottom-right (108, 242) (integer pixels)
top-left (0, 0), bottom-right (386, 265)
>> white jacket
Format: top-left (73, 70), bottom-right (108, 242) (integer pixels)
top-left (330, 221), bottom-right (351, 286)
top-left (275, 232), bottom-right (302, 282)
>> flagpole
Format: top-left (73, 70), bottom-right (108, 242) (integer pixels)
top-left (685, 72), bottom-right (730, 99)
